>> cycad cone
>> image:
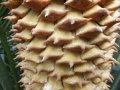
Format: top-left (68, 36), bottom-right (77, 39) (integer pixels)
top-left (2, 0), bottom-right (120, 90)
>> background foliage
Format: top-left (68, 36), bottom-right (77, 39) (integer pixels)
top-left (0, 0), bottom-right (21, 90)
top-left (0, 0), bottom-right (120, 90)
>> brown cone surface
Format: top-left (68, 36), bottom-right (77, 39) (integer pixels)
top-left (3, 0), bottom-right (120, 90)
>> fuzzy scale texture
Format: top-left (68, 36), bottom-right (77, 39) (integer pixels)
top-left (2, 0), bottom-right (120, 90)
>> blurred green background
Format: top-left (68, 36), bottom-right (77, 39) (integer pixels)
top-left (0, 0), bottom-right (120, 90)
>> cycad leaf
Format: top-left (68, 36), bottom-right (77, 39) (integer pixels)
top-left (0, 57), bottom-right (14, 90)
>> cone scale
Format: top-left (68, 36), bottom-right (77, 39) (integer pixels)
top-left (2, 0), bottom-right (120, 90)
